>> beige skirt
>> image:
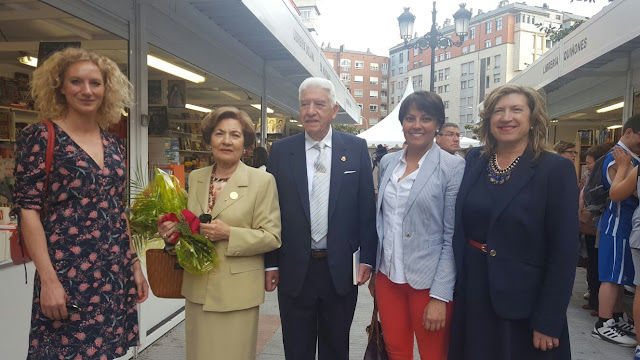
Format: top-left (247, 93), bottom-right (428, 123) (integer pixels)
top-left (185, 299), bottom-right (259, 360)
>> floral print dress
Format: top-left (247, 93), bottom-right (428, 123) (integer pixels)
top-left (13, 122), bottom-right (139, 360)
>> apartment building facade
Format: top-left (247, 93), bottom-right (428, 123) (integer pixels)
top-left (388, 0), bottom-right (586, 137)
top-left (324, 46), bottom-right (390, 130)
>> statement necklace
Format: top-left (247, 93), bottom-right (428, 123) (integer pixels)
top-left (487, 154), bottom-right (520, 185)
top-left (211, 163), bottom-right (231, 183)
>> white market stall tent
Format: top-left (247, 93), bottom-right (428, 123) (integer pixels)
top-left (358, 80), bottom-right (481, 148)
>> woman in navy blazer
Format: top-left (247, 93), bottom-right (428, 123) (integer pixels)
top-left (449, 85), bottom-right (578, 359)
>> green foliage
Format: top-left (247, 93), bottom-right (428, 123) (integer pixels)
top-left (464, 124), bottom-right (480, 139)
top-left (333, 123), bottom-right (361, 135)
top-left (536, 20), bottom-right (584, 43)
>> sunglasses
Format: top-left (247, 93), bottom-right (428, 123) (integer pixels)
top-left (66, 304), bottom-right (82, 314)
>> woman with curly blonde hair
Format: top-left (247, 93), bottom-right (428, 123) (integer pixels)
top-left (13, 47), bottom-right (148, 359)
top-left (449, 84), bottom-right (578, 359)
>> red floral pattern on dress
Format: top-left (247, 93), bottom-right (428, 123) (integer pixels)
top-left (13, 122), bottom-right (139, 360)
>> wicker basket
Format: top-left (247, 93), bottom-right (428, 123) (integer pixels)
top-left (146, 249), bottom-right (184, 299)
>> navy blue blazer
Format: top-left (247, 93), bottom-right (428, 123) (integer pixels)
top-left (265, 131), bottom-right (377, 297)
top-left (452, 147), bottom-right (579, 338)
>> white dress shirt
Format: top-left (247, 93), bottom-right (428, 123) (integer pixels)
top-left (379, 148), bottom-right (447, 302)
top-left (305, 128), bottom-right (332, 250)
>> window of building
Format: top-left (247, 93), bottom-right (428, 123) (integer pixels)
top-left (546, 39), bottom-right (553, 49)
top-left (444, 84), bottom-right (450, 92)
top-left (391, 69), bottom-right (395, 76)
top-left (340, 59), bottom-right (351, 67)
top-left (439, 53), bottom-right (444, 61)
top-left (354, 75), bottom-right (363, 84)
top-left (459, 33), bottom-right (468, 42)
top-left (470, 44), bottom-right (476, 52)
top-left (496, 17), bottom-right (503, 31)
top-left (469, 62), bottom-right (475, 74)
top-left (370, 76), bottom-right (378, 85)
top-left (460, 115), bottom-right (466, 124)
top-left (382, 63), bottom-right (388, 71)
top-left (495, 36), bottom-right (502, 45)
top-left (556, 14), bottom-right (561, 20)
top-left (419, 60), bottom-right (423, 67)
top-left (357, 103), bottom-right (363, 110)
top-left (300, 9), bottom-right (311, 21)
top-left (340, 73), bottom-right (351, 82)
top-left (461, 81), bottom-right (467, 89)
top-left (444, 101), bottom-right (449, 109)
top-left (390, 83), bottom-right (395, 94)
top-left (413, 61), bottom-right (417, 69)
top-left (399, 67), bottom-right (404, 74)
top-left (485, 39), bottom-right (492, 48)
top-left (486, 76), bottom-right (490, 88)
top-left (462, 46), bottom-right (468, 54)
top-left (391, 97), bottom-right (394, 104)
top-left (438, 70), bottom-right (444, 81)
top-left (370, 62), bottom-right (379, 71)
top-left (468, 79), bottom-right (474, 88)
top-left (527, 15), bottom-right (531, 24)
top-left (486, 20), bottom-right (492, 34)
top-left (494, 55), bottom-right (501, 68)
top-left (538, 35), bottom-right (543, 50)
top-left (370, 90), bottom-right (379, 98)
top-left (470, 27), bottom-right (476, 39)
top-left (494, 74), bottom-right (501, 83)
top-left (398, 95), bottom-right (402, 102)
top-left (438, 86), bottom-right (443, 93)
top-left (467, 114), bottom-right (474, 124)
top-left (515, 15), bottom-right (520, 24)
top-left (370, 118), bottom-right (379, 125)
top-left (532, 16), bottom-right (535, 24)
top-left (390, 55), bottom-right (395, 66)
top-left (445, 52), bottom-right (451, 60)
top-left (406, 65), bottom-right (409, 72)
top-left (397, 81), bottom-right (403, 89)
top-left (355, 61), bottom-right (364, 69)
top-left (369, 104), bottom-right (378, 112)
top-left (462, 62), bottom-right (469, 75)
top-left (445, 68), bottom-right (450, 80)
top-left (354, 89), bottom-right (363, 97)
top-left (413, 48), bottom-right (419, 56)
top-left (399, 52), bottom-right (404, 62)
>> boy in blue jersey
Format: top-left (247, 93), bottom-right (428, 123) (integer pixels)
top-left (592, 115), bottom-right (640, 347)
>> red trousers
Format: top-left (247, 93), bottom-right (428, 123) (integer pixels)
top-left (375, 272), bottom-right (453, 360)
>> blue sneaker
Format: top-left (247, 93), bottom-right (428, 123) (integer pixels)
top-left (635, 345), bottom-right (640, 360)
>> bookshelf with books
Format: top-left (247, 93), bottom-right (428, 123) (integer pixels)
top-left (575, 128), bottom-right (620, 177)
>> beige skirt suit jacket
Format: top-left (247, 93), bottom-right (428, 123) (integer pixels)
top-left (181, 161), bottom-right (281, 360)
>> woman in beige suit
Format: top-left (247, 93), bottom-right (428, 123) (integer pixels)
top-left (158, 106), bottom-right (281, 360)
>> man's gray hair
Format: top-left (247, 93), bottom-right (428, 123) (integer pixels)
top-left (299, 77), bottom-right (337, 107)
top-left (438, 122), bottom-right (459, 135)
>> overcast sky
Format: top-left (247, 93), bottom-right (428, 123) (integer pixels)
top-left (314, 0), bottom-right (610, 56)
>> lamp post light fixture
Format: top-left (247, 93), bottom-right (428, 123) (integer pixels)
top-left (398, 3), bottom-right (472, 92)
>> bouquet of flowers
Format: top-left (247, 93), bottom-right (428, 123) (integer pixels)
top-left (129, 168), bottom-right (218, 274)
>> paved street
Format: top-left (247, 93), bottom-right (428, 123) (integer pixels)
top-left (137, 267), bottom-right (634, 359)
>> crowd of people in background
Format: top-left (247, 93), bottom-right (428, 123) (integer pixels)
top-left (14, 46), bottom-right (640, 360)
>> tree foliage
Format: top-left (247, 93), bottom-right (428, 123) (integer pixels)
top-left (536, 20), bottom-right (584, 43)
top-left (463, 124), bottom-right (480, 139)
top-left (332, 123), bottom-right (361, 135)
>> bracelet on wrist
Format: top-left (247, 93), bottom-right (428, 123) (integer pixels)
top-left (131, 257), bottom-right (140, 266)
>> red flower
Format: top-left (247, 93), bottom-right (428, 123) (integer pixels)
top-left (181, 209), bottom-right (200, 234)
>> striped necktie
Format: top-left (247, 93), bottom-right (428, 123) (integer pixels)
top-left (310, 142), bottom-right (329, 242)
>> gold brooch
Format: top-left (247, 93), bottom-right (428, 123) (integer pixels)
top-left (341, 156), bottom-right (346, 162)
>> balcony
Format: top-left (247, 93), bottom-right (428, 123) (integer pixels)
top-left (381, 96), bottom-right (388, 103)
top-left (340, 66), bottom-right (350, 73)
top-left (382, 69), bottom-right (388, 76)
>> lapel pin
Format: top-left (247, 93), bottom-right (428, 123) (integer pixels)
top-left (230, 192), bottom-right (238, 200)
top-left (341, 156), bottom-right (346, 162)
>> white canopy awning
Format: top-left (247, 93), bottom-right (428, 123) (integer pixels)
top-left (358, 80), bottom-right (481, 148)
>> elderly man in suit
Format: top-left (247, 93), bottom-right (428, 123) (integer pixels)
top-left (264, 77), bottom-right (377, 360)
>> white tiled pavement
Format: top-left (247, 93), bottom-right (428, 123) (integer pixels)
top-left (137, 268), bottom-right (635, 360)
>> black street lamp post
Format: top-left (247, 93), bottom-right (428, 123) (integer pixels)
top-left (398, 3), bottom-right (472, 92)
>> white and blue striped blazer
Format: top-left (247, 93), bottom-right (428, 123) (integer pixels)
top-left (375, 143), bottom-right (465, 301)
